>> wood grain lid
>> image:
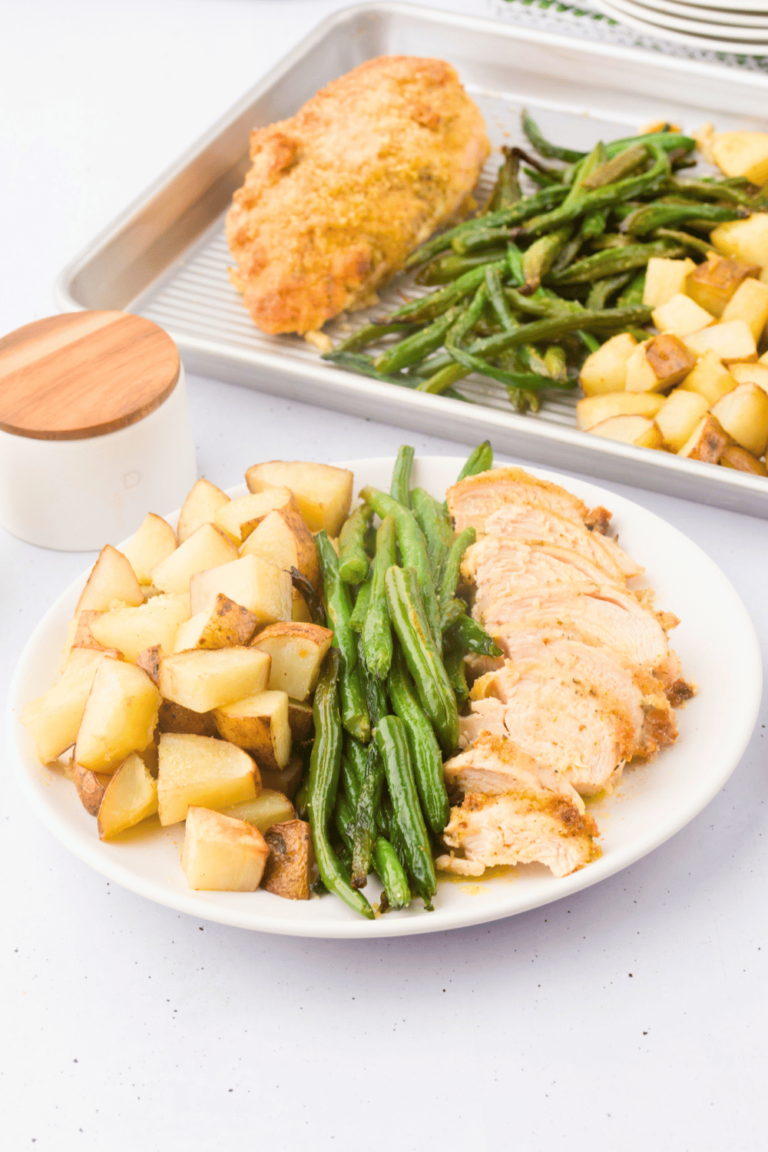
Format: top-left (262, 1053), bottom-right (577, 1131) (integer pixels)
top-left (0, 311), bottom-right (181, 440)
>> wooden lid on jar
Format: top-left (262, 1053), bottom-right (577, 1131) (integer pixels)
top-left (0, 311), bottom-right (180, 441)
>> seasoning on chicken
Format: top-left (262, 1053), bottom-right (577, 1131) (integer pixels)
top-left (226, 56), bottom-right (490, 335)
top-left (436, 736), bottom-right (599, 878)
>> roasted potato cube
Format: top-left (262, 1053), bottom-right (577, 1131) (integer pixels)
top-left (157, 733), bottom-right (259, 826)
top-left (651, 294), bottom-right (715, 339)
top-left (97, 752), bottom-right (158, 840)
top-left (626, 335), bottom-right (696, 393)
top-left (157, 699), bottom-right (219, 738)
top-left (711, 132), bottom-right (768, 187)
top-left (711, 214), bottom-right (768, 269)
top-left (177, 478), bottom-right (230, 544)
top-left (173, 594), bottom-right (258, 652)
top-left (711, 382), bottom-right (768, 457)
top-left (576, 391), bottom-right (665, 432)
top-left (240, 507), bottom-right (321, 590)
top-left (730, 362), bottom-right (768, 393)
top-left (678, 414), bottom-right (730, 463)
top-left (222, 789), bottom-right (296, 833)
top-left (181, 806), bottom-right (269, 890)
top-left (213, 487), bottom-right (300, 544)
top-left (720, 277), bottom-right (768, 343)
top-left (75, 545), bottom-right (145, 617)
top-left (63, 645), bottom-right (121, 677)
top-left (259, 756), bottom-right (304, 800)
top-left (683, 320), bottom-right (757, 364)
top-left (136, 645), bottom-right (160, 684)
top-left (262, 820), bottom-right (314, 900)
top-left (189, 554), bottom-right (292, 625)
top-left (150, 523), bottom-right (238, 595)
top-left (19, 654), bottom-right (110, 764)
top-left (70, 753), bottom-right (111, 816)
top-left (121, 513), bottom-right (177, 585)
top-left (158, 647), bottom-right (271, 713)
top-left (88, 595), bottom-right (190, 662)
top-left (214, 689), bottom-right (292, 770)
top-left (245, 460), bottom-right (354, 535)
top-left (288, 699), bottom-right (314, 743)
top-left (75, 660), bottom-right (160, 774)
top-left (251, 622), bottom-right (333, 701)
top-left (679, 351), bottom-right (738, 406)
top-left (655, 389), bottom-right (709, 452)
top-left (69, 610), bottom-right (112, 655)
top-left (685, 252), bottom-right (759, 319)
top-left (588, 414), bottom-right (663, 449)
top-left (578, 332), bottom-right (637, 396)
top-left (643, 257), bottom-right (696, 309)
top-left (720, 444), bottom-right (768, 476)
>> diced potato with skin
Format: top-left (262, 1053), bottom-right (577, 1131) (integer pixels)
top-left (72, 610), bottom-right (107, 651)
top-left (89, 595), bottom-right (190, 662)
top-left (250, 622), bottom-right (333, 701)
top-left (685, 253), bottom-right (759, 320)
top-left (75, 660), bottom-right (161, 774)
top-left (625, 336), bottom-right (696, 393)
top-left (177, 478), bottom-right (230, 544)
top-left (151, 523), bottom-right (238, 595)
top-left (221, 790), bottom-right (296, 834)
top-left (576, 391), bottom-right (665, 432)
top-left (245, 461), bottom-right (354, 536)
top-left (260, 756), bottom-right (304, 801)
top-left (189, 554), bottom-right (292, 626)
top-left (214, 690), bottom-right (292, 770)
top-left (683, 320), bottom-right (757, 364)
top-left (643, 257), bottom-right (696, 309)
top-left (159, 646), bottom-right (271, 713)
top-left (213, 487), bottom-right (300, 544)
top-left (711, 382), bottom-right (768, 457)
top-left (262, 820), bottom-right (314, 901)
top-left (651, 294), bottom-right (715, 339)
top-left (578, 332), bottom-right (637, 396)
top-left (181, 806), bottom-right (269, 891)
top-left (19, 654), bottom-right (110, 764)
top-left (710, 214), bottom-right (768, 269)
top-left (720, 277), bottom-right (768, 344)
top-left (75, 545), bottom-right (145, 618)
top-left (678, 414), bottom-right (729, 463)
top-left (679, 351), bottom-right (738, 406)
top-left (655, 389), bottom-right (709, 452)
top-left (64, 645), bottom-right (121, 677)
top-left (121, 514), bottom-right (177, 585)
top-left (157, 699), bottom-right (219, 738)
top-left (720, 444), bottom-right (768, 476)
top-left (173, 595), bottom-right (258, 652)
top-left (712, 133), bottom-right (768, 187)
top-left (589, 415), bottom-right (663, 449)
top-left (70, 753), bottom-right (111, 816)
top-left (288, 698), bottom-right (314, 743)
top-left (730, 362), bottom-right (768, 394)
top-left (97, 752), bottom-right (159, 840)
top-left (136, 645), bottom-right (160, 684)
top-left (158, 734), bottom-right (259, 826)
top-left (240, 508), bottom-right (321, 590)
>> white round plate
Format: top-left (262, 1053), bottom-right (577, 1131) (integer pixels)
top-left (605, 0), bottom-right (768, 36)
top-left (634, 0), bottom-right (768, 27)
top-left (7, 457), bottom-right (761, 939)
top-left (663, 0), bottom-right (768, 12)
top-left (596, 0), bottom-right (768, 50)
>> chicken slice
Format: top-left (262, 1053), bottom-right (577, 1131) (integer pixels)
top-left (447, 466), bottom-right (598, 533)
top-left (436, 736), bottom-right (599, 878)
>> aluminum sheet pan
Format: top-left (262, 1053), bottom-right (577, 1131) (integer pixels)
top-left (55, 2), bottom-right (768, 518)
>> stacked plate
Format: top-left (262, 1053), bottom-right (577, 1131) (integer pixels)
top-left (595, 0), bottom-right (768, 53)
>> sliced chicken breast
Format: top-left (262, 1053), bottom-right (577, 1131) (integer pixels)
top-left (447, 467), bottom-right (594, 533)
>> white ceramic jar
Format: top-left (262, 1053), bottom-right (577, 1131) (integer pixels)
top-left (0, 311), bottom-right (197, 551)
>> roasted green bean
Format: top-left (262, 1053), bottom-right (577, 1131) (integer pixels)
top-left (373, 838), bottom-right (411, 910)
top-left (316, 531), bottom-right (370, 744)
top-left (361, 514), bottom-right (397, 681)
top-left (338, 503), bottom-right (373, 584)
top-left (388, 646), bottom-right (450, 835)
top-left (375, 715), bottom-right (437, 906)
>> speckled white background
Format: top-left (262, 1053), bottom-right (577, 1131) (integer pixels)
top-left (2, 3), bottom-right (767, 1150)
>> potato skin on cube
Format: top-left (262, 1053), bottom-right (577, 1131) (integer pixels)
top-left (70, 754), bottom-right (110, 816)
top-left (181, 807), bottom-right (269, 891)
top-left (720, 444), bottom-right (768, 476)
top-left (173, 594), bottom-right (257, 652)
top-left (678, 414), bottom-right (730, 463)
top-left (157, 699), bottom-right (219, 738)
top-left (262, 820), bottom-right (314, 900)
top-left (157, 733), bottom-right (260, 826)
top-left (685, 253), bottom-right (759, 319)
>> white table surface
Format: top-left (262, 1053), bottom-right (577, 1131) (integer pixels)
top-left (2, 2), bottom-right (767, 1149)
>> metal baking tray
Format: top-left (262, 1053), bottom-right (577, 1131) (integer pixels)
top-left (55, 2), bottom-right (768, 517)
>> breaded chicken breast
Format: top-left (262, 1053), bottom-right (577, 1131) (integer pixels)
top-left (226, 56), bottom-right (490, 335)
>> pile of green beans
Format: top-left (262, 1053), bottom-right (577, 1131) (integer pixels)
top-left (323, 112), bottom-right (765, 412)
top-left (306, 442), bottom-right (501, 918)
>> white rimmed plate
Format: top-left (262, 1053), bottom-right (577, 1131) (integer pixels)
top-left (604, 0), bottom-right (768, 37)
top-left (7, 457), bottom-right (762, 938)
top-left (634, 0), bottom-right (768, 27)
top-left (595, 0), bottom-right (768, 50)
top-left (663, 0), bottom-right (768, 12)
